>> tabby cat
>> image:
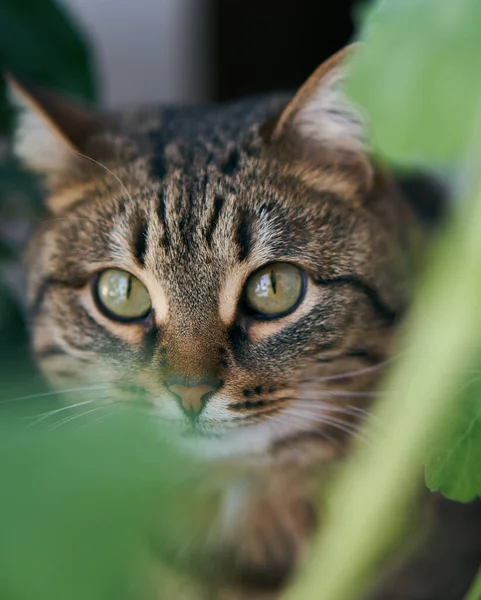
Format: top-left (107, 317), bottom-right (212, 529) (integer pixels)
top-left (8, 46), bottom-right (481, 599)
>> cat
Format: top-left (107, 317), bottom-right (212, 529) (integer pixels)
top-left (7, 45), bottom-right (481, 599)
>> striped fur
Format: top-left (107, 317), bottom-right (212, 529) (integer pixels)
top-left (12, 48), bottom-right (431, 598)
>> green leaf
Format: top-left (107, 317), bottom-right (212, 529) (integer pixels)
top-left (0, 412), bottom-right (199, 600)
top-left (347, 0), bottom-right (481, 506)
top-left (283, 0), bottom-right (481, 598)
top-left (0, 0), bottom-right (96, 133)
top-left (425, 379), bottom-right (481, 502)
top-left (347, 0), bottom-right (481, 166)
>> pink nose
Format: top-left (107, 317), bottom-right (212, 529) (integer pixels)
top-left (167, 383), bottom-right (218, 416)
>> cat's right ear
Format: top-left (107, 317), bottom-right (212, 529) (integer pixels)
top-left (263, 45), bottom-right (373, 202)
top-left (6, 73), bottom-right (109, 209)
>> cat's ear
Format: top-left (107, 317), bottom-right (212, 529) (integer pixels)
top-left (267, 45), bottom-right (373, 201)
top-left (6, 73), bottom-right (100, 174)
top-left (5, 74), bottom-right (116, 212)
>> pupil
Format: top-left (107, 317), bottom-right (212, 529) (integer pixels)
top-left (126, 275), bottom-right (133, 300)
top-left (270, 271), bottom-right (277, 295)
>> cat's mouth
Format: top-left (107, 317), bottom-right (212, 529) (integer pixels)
top-left (150, 410), bottom-right (231, 440)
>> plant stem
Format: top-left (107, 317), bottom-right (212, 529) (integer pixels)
top-left (464, 567), bottom-right (481, 600)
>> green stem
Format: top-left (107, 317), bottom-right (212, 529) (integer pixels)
top-left (464, 567), bottom-right (481, 600)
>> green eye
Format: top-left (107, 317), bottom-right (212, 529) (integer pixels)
top-left (95, 269), bottom-right (151, 321)
top-left (244, 263), bottom-right (305, 318)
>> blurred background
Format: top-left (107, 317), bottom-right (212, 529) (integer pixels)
top-left (54, 0), bottom-right (356, 106)
top-left (1, 0), bottom-right (357, 112)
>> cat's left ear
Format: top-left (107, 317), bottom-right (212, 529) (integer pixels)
top-left (5, 73), bottom-right (109, 205)
top-left (266, 45), bottom-right (373, 201)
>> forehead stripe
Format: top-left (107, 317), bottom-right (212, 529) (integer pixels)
top-left (132, 215), bottom-right (149, 267)
top-left (204, 194), bottom-right (225, 246)
top-left (156, 191), bottom-right (171, 250)
top-left (236, 210), bottom-right (254, 261)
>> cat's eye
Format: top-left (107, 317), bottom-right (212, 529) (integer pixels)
top-left (244, 263), bottom-right (305, 319)
top-left (94, 269), bottom-right (151, 321)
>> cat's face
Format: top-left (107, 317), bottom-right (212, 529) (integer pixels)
top-left (11, 48), bottom-right (420, 459)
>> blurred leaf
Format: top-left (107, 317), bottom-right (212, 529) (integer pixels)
top-left (0, 276), bottom-right (36, 394)
top-left (283, 0), bottom-right (481, 598)
top-left (347, 0), bottom-right (481, 166)
top-left (347, 0), bottom-right (481, 505)
top-left (0, 0), bottom-right (96, 133)
top-left (0, 0), bottom-right (94, 371)
top-left (426, 379), bottom-right (481, 502)
top-left (0, 238), bottom-right (12, 261)
top-left (0, 159), bottom-right (43, 225)
top-left (0, 411), bottom-right (199, 600)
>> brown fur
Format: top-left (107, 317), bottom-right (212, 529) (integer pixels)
top-left (10, 47), bottom-right (481, 598)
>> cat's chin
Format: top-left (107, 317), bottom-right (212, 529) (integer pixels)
top-left (175, 423), bottom-right (275, 461)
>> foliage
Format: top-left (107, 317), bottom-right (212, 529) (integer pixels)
top-left (0, 0), bottom-right (96, 133)
top-left (283, 0), bottom-right (481, 598)
top-left (0, 410), bottom-right (206, 600)
top-left (426, 379), bottom-right (481, 502)
top-left (0, 5), bottom-right (106, 596)
top-left (347, 0), bottom-right (481, 504)
top-left (348, 0), bottom-right (481, 166)
top-left (349, 0), bottom-right (481, 505)
top-left (0, 0), bottom-right (96, 363)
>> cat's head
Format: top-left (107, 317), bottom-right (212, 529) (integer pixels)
top-left (10, 47), bottom-right (421, 460)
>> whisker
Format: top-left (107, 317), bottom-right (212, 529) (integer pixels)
top-left (320, 415), bottom-right (366, 435)
top-left (40, 117), bottom-right (135, 207)
top-left (284, 403), bottom-right (366, 430)
top-left (273, 395), bottom-right (376, 412)
top-left (299, 389), bottom-right (381, 399)
top-left (283, 408), bottom-right (367, 442)
top-left (1, 385), bottom-right (109, 405)
top-left (47, 404), bottom-right (113, 431)
top-left (345, 403), bottom-right (373, 416)
top-left (69, 148), bottom-right (134, 205)
top-left (292, 399), bottom-right (371, 416)
top-left (25, 399), bottom-right (97, 429)
top-left (272, 413), bottom-right (347, 451)
top-left (288, 409), bottom-right (364, 433)
top-left (293, 402), bottom-right (374, 421)
top-left (77, 406), bottom-right (122, 431)
top-left (315, 356), bottom-right (397, 384)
